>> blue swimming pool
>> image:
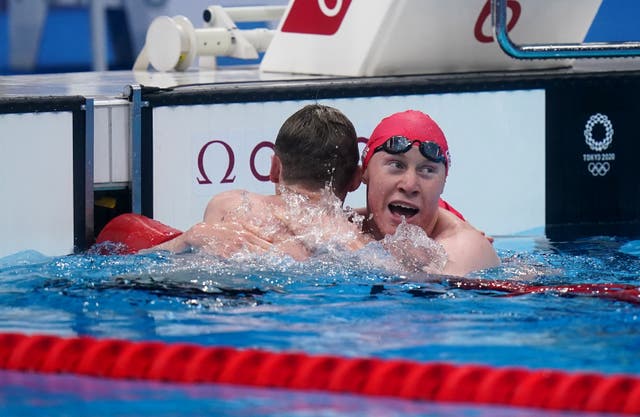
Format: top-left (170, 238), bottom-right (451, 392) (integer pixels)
top-left (1, 234), bottom-right (639, 416)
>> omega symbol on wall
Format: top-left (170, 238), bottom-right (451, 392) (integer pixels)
top-left (196, 140), bottom-right (275, 185)
top-left (582, 113), bottom-right (615, 177)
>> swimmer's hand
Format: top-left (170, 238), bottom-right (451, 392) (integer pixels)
top-left (192, 222), bottom-right (276, 258)
top-left (271, 210), bottom-right (370, 253)
top-left (197, 221), bottom-right (313, 261)
top-left (148, 222), bottom-right (275, 258)
top-left (240, 221), bottom-right (310, 261)
top-left (143, 234), bottom-right (189, 254)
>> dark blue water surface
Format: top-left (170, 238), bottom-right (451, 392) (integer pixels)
top-left (1, 235), bottom-right (639, 416)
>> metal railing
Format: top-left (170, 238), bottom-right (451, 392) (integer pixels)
top-left (492, 0), bottom-right (640, 59)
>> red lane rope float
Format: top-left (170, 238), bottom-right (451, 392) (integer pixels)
top-left (1, 333), bottom-right (640, 414)
top-left (446, 278), bottom-right (640, 305)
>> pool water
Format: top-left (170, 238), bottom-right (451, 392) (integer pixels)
top-left (1, 234), bottom-right (639, 416)
top-left (0, 369), bottom-right (583, 417)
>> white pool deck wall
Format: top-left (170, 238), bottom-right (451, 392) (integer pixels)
top-left (6, 57), bottom-right (640, 258)
top-left (1, 112), bottom-right (76, 256)
top-left (0, 76), bottom-right (547, 258)
top-left (1, 0), bottom-right (626, 258)
top-left (0, 94), bottom-right (96, 258)
top-left (4, 63), bottom-right (640, 258)
top-left (140, 64), bottom-right (640, 245)
top-left (151, 90), bottom-right (545, 236)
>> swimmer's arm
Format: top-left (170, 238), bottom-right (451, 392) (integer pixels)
top-left (143, 221), bottom-right (276, 257)
top-left (141, 234), bottom-right (190, 254)
top-left (143, 222), bottom-right (226, 254)
top-left (271, 210), bottom-right (371, 253)
top-left (143, 222), bottom-right (230, 254)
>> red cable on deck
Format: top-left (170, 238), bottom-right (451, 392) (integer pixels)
top-left (1, 332), bottom-right (639, 414)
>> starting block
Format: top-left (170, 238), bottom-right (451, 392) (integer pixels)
top-left (260, 0), bottom-right (602, 76)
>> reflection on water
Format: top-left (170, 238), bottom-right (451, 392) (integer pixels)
top-left (0, 369), bottom-right (570, 417)
top-left (1, 236), bottom-right (640, 417)
top-left (0, 235), bottom-right (639, 374)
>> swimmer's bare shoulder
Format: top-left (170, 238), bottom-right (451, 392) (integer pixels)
top-left (203, 189), bottom-right (278, 224)
top-left (204, 190), bottom-right (255, 223)
top-left (434, 208), bottom-right (500, 276)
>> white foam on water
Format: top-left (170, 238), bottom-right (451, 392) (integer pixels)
top-left (110, 186), bottom-right (452, 291)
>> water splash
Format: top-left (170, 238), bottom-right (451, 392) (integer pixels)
top-left (380, 221), bottom-right (448, 274)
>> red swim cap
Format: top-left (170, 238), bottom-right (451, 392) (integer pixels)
top-left (362, 110), bottom-right (450, 173)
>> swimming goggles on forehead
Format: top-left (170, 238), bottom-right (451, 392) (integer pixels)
top-left (373, 135), bottom-right (447, 165)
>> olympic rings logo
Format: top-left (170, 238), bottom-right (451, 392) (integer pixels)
top-left (584, 113), bottom-right (614, 152)
top-left (588, 162), bottom-right (610, 177)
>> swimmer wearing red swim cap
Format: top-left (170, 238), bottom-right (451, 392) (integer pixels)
top-left (362, 110), bottom-right (451, 174)
top-left (361, 110), bottom-right (499, 275)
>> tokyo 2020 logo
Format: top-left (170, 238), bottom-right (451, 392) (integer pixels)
top-left (584, 113), bottom-right (613, 152)
top-left (582, 113), bottom-right (615, 177)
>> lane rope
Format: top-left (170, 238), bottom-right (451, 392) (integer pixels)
top-left (1, 332), bottom-right (639, 414)
top-left (446, 278), bottom-right (640, 305)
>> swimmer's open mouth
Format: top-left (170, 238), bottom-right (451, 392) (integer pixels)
top-left (389, 203), bottom-right (419, 218)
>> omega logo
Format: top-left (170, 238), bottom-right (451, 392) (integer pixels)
top-left (474, 0), bottom-right (521, 43)
top-left (197, 136), bottom-right (369, 185)
top-left (196, 140), bottom-right (275, 184)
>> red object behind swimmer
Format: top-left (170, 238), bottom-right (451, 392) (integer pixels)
top-left (95, 213), bottom-right (183, 254)
top-left (439, 198), bottom-right (465, 221)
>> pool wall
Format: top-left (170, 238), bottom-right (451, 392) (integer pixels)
top-left (2, 1), bottom-right (640, 257)
top-left (0, 95), bottom-right (92, 256)
top-left (3, 66), bottom-right (640, 258)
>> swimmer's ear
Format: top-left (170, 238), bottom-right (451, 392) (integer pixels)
top-left (348, 166), bottom-right (362, 192)
top-left (439, 172), bottom-right (447, 194)
top-left (361, 166), bottom-right (369, 185)
top-left (269, 155), bottom-right (282, 184)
